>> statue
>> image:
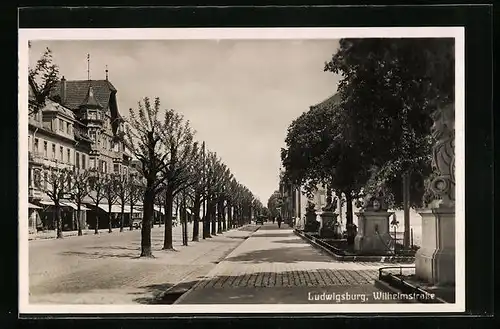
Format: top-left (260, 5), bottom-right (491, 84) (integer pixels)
top-left (304, 200), bottom-right (320, 233)
top-left (360, 192), bottom-right (387, 212)
top-left (322, 191), bottom-right (337, 212)
top-left (429, 103), bottom-right (455, 207)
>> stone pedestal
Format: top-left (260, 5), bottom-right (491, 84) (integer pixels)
top-left (415, 206), bottom-right (455, 285)
top-left (304, 211), bottom-right (320, 233)
top-left (354, 211), bottom-right (393, 255)
top-left (318, 211), bottom-right (341, 238)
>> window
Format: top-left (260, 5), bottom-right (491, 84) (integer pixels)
top-left (28, 136), bottom-right (30, 150)
top-left (43, 141), bottom-right (47, 157)
top-left (33, 170), bottom-right (41, 188)
top-left (90, 157), bottom-right (95, 169)
top-left (60, 146), bottom-right (63, 161)
top-left (66, 122), bottom-right (70, 134)
top-left (43, 172), bottom-right (48, 189)
top-left (114, 163), bottom-right (119, 173)
top-left (67, 149), bottom-right (71, 164)
top-left (52, 144), bottom-right (56, 159)
top-left (103, 161), bottom-right (107, 173)
top-left (34, 138), bottom-right (39, 153)
top-left (59, 119), bottom-right (64, 131)
top-left (76, 152), bottom-right (80, 168)
top-left (82, 154), bottom-right (86, 169)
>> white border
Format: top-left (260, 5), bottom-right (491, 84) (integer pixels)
top-left (18, 27), bottom-right (465, 315)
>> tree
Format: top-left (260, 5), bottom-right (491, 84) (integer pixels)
top-left (281, 99), bottom-right (370, 242)
top-left (69, 168), bottom-right (90, 236)
top-left (157, 110), bottom-right (199, 250)
top-left (88, 168), bottom-right (106, 235)
top-left (114, 172), bottom-right (129, 232)
top-left (28, 47), bottom-right (61, 114)
top-left (103, 174), bottom-right (118, 233)
top-left (267, 190), bottom-right (282, 218)
top-left (40, 165), bottom-right (72, 239)
top-left (324, 38), bottom-right (454, 246)
top-left (127, 174), bottom-right (143, 231)
top-left (124, 97), bottom-right (170, 257)
top-left (186, 144), bottom-right (208, 241)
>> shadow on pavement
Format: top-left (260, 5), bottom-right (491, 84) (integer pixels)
top-left (253, 232), bottom-right (295, 238)
top-left (272, 238), bottom-right (308, 245)
top-left (225, 246), bottom-right (331, 263)
top-left (59, 250), bottom-right (141, 259)
top-left (133, 280), bottom-right (201, 304)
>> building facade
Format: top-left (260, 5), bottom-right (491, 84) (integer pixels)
top-left (27, 72), bottom-right (138, 233)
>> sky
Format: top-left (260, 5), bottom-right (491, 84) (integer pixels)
top-left (29, 39), bottom-right (341, 204)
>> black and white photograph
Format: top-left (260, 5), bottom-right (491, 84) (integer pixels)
top-left (18, 28), bottom-right (464, 314)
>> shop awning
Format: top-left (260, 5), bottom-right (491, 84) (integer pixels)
top-left (28, 202), bottom-right (42, 209)
top-left (61, 201), bottom-right (91, 211)
top-left (186, 208), bottom-right (192, 215)
top-left (39, 200), bottom-right (55, 206)
top-left (153, 205), bottom-right (164, 214)
top-left (123, 205), bottom-right (142, 214)
top-left (97, 204), bottom-right (125, 213)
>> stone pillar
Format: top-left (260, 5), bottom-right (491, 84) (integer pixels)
top-left (354, 210), bottom-right (393, 255)
top-left (318, 211), bottom-right (341, 238)
top-left (415, 207), bottom-right (455, 285)
top-left (415, 103), bottom-right (455, 286)
top-left (303, 202), bottom-right (319, 233)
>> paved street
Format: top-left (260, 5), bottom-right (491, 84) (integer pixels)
top-left (29, 222), bottom-right (409, 305)
top-left (29, 223), bottom-right (257, 304)
top-left (176, 223), bottom-right (405, 304)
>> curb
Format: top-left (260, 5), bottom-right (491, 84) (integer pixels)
top-left (173, 225), bottom-right (262, 304)
top-left (294, 229), bottom-right (415, 263)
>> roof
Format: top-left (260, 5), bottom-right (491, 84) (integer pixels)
top-left (80, 86), bottom-right (103, 108)
top-left (28, 76), bottom-right (39, 103)
top-left (43, 99), bottom-right (75, 120)
top-left (310, 92), bottom-right (341, 110)
top-left (51, 79), bottom-right (117, 110)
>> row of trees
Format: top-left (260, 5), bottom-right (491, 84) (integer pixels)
top-left (34, 163), bottom-right (143, 239)
top-left (124, 97), bottom-right (263, 257)
top-left (281, 38), bottom-right (454, 245)
top-left (29, 46), bottom-right (263, 252)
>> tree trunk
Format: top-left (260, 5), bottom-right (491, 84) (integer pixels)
top-left (141, 187), bottom-right (154, 257)
top-left (120, 203), bottom-right (125, 232)
top-left (77, 203), bottom-right (83, 236)
top-left (211, 202), bottom-right (217, 236)
top-left (108, 203), bottom-right (113, 233)
top-left (56, 204), bottom-right (63, 239)
top-left (217, 200), bottom-right (223, 234)
top-left (94, 210), bottom-right (99, 234)
top-left (129, 202), bottom-right (134, 231)
top-left (163, 189), bottom-right (174, 250)
top-left (345, 191), bottom-right (355, 245)
top-left (192, 196), bottom-right (201, 241)
top-left (403, 172), bottom-right (411, 248)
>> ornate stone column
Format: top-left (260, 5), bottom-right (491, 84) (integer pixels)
top-left (415, 103), bottom-right (455, 285)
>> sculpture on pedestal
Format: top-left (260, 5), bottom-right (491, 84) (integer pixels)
top-left (319, 191), bottom-right (341, 238)
top-left (415, 103), bottom-right (456, 285)
top-left (429, 103), bottom-right (455, 208)
top-left (304, 200), bottom-right (320, 232)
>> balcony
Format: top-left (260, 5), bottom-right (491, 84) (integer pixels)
top-left (81, 111), bottom-right (104, 123)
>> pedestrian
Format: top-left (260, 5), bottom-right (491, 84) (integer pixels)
top-left (272, 216), bottom-right (275, 224)
top-left (277, 215), bottom-right (282, 228)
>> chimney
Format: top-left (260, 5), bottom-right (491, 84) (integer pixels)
top-left (60, 76), bottom-right (67, 104)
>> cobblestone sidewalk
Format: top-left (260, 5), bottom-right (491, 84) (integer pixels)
top-left (176, 223), bottom-right (409, 304)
